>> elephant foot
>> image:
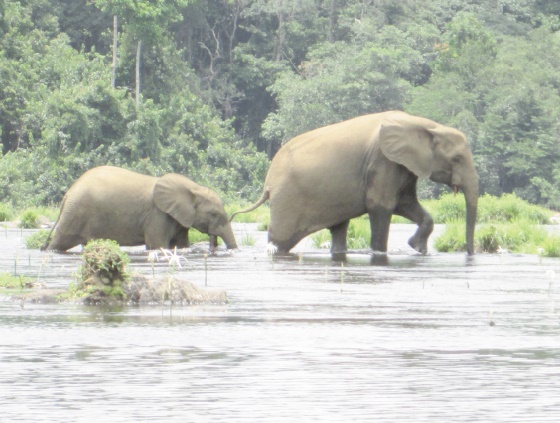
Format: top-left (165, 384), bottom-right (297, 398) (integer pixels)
top-left (408, 235), bottom-right (428, 255)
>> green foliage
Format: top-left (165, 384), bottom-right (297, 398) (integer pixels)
top-left (19, 209), bottom-right (39, 229)
top-left (79, 239), bottom-right (130, 285)
top-left (2, 0), bottom-right (560, 211)
top-left (538, 235), bottom-right (560, 258)
top-left (24, 230), bottom-right (51, 249)
top-left (0, 272), bottom-right (33, 290)
top-left (435, 219), bottom-right (559, 256)
top-left (476, 194), bottom-right (552, 224)
top-left (0, 203), bottom-right (13, 221)
top-left (189, 229), bottom-right (210, 244)
top-left (423, 193), bottom-right (553, 224)
top-left (433, 219), bottom-right (467, 253)
top-left (310, 229), bottom-right (331, 249)
top-left (347, 218), bottom-right (371, 250)
top-left (239, 233), bottom-right (257, 247)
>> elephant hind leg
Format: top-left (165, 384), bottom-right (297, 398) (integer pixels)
top-left (329, 220), bottom-right (349, 254)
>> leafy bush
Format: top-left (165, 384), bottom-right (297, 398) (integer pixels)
top-left (476, 194), bottom-right (552, 224)
top-left (19, 209), bottom-right (39, 229)
top-left (0, 203), bottom-right (14, 222)
top-left (25, 230), bottom-right (51, 249)
top-left (79, 239), bottom-right (130, 286)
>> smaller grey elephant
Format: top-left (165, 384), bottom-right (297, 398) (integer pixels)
top-left (44, 166), bottom-right (238, 252)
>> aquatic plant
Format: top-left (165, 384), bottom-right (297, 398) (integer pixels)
top-left (73, 239), bottom-right (131, 301)
top-left (24, 230), bottom-right (51, 249)
top-left (240, 233), bottom-right (257, 246)
top-left (0, 272), bottom-right (33, 290)
top-left (159, 247), bottom-right (188, 270)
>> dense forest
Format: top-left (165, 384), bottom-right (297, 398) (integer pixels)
top-left (1, 0), bottom-right (560, 209)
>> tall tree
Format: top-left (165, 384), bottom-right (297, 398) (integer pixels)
top-left (94, 0), bottom-right (190, 107)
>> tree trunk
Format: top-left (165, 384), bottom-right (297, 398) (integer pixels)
top-left (111, 15), bottom-right (118, 88)
top-left (136, 39), bottom-right (142, 109)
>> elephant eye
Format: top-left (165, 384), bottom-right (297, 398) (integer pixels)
top-left (452, 155), bottom-right (462, 164)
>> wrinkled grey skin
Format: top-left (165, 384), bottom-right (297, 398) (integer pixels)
top-left (232, 111), bottom-right (478, 256)
top-left (44, 166), bottom-right (237, 252)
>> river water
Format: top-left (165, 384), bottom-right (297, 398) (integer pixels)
top-left (1, 224), bottom-right (559, 422)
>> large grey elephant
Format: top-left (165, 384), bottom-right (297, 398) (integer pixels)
top-left (44, 166), bottom-right (237, 251)
top-left (232, 111), bottom-right (478, 255)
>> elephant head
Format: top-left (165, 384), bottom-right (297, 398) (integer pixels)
top-left (379, 114), bottom-right (479, 255)
top-left (153, 174), bottom-right (238, 250)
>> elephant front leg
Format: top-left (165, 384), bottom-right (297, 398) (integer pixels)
top-left (329, 220), bottom-right (349, 254)
top-left (369, 206), bottom-right (392, 253)
top-left (394, 200), bottom-right (433, 255)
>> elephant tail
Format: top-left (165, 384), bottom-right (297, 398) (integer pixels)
top-left (40, 195), bottom-right (66, 251)
top-left (229, 190), bottom-right (269, 222)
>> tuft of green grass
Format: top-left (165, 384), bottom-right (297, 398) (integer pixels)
top-left (538, 234), bottom-right (560, 257)
top-left (424, 193), bottom-right (553, 224)
top-left (19, 209), bottom-right (39, 229)
top-left (311, 229), bottom-right (331, 249)
top-left (25, 230), bottom-right (51, 249)
top-left (0, 203), bottom-right (14, 222)
top-left (0, 272), bottom-right (34, 290)
top-left (434, 218), bottom-right (559, 256)
top-left (240, 233), bottom-right (257, 246)
top-left (189, 228), bottom-right (210, 244)
top-left (347, 218), bottom-right (370, 249)
top-left (433, 219), bottom-right (466, 253)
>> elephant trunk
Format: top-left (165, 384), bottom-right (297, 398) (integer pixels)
top-left (464, 180), bottom-right (478, 255)
top-left (218, 224), bottom-right (238, 250)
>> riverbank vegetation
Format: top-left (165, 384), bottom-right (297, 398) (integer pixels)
top-left (2, 1), bottom-right (560, 211)
top-left (309, 193), bottom-right (559, 256)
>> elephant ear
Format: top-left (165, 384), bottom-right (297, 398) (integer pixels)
top-left (379, 116), bottom-right (436, 179)
top-left (153, 174), bottom-right (197, 228)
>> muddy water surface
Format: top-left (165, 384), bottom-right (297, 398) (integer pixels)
top-left (1, 224), bottom-right (559, 422)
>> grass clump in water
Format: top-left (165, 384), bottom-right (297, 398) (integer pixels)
top-left (24, 230), bottom-right (51, 249)
top-left (65, 239), bottom-right (131, 302)
top-left (0, 272), bottom-right (34, 290)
